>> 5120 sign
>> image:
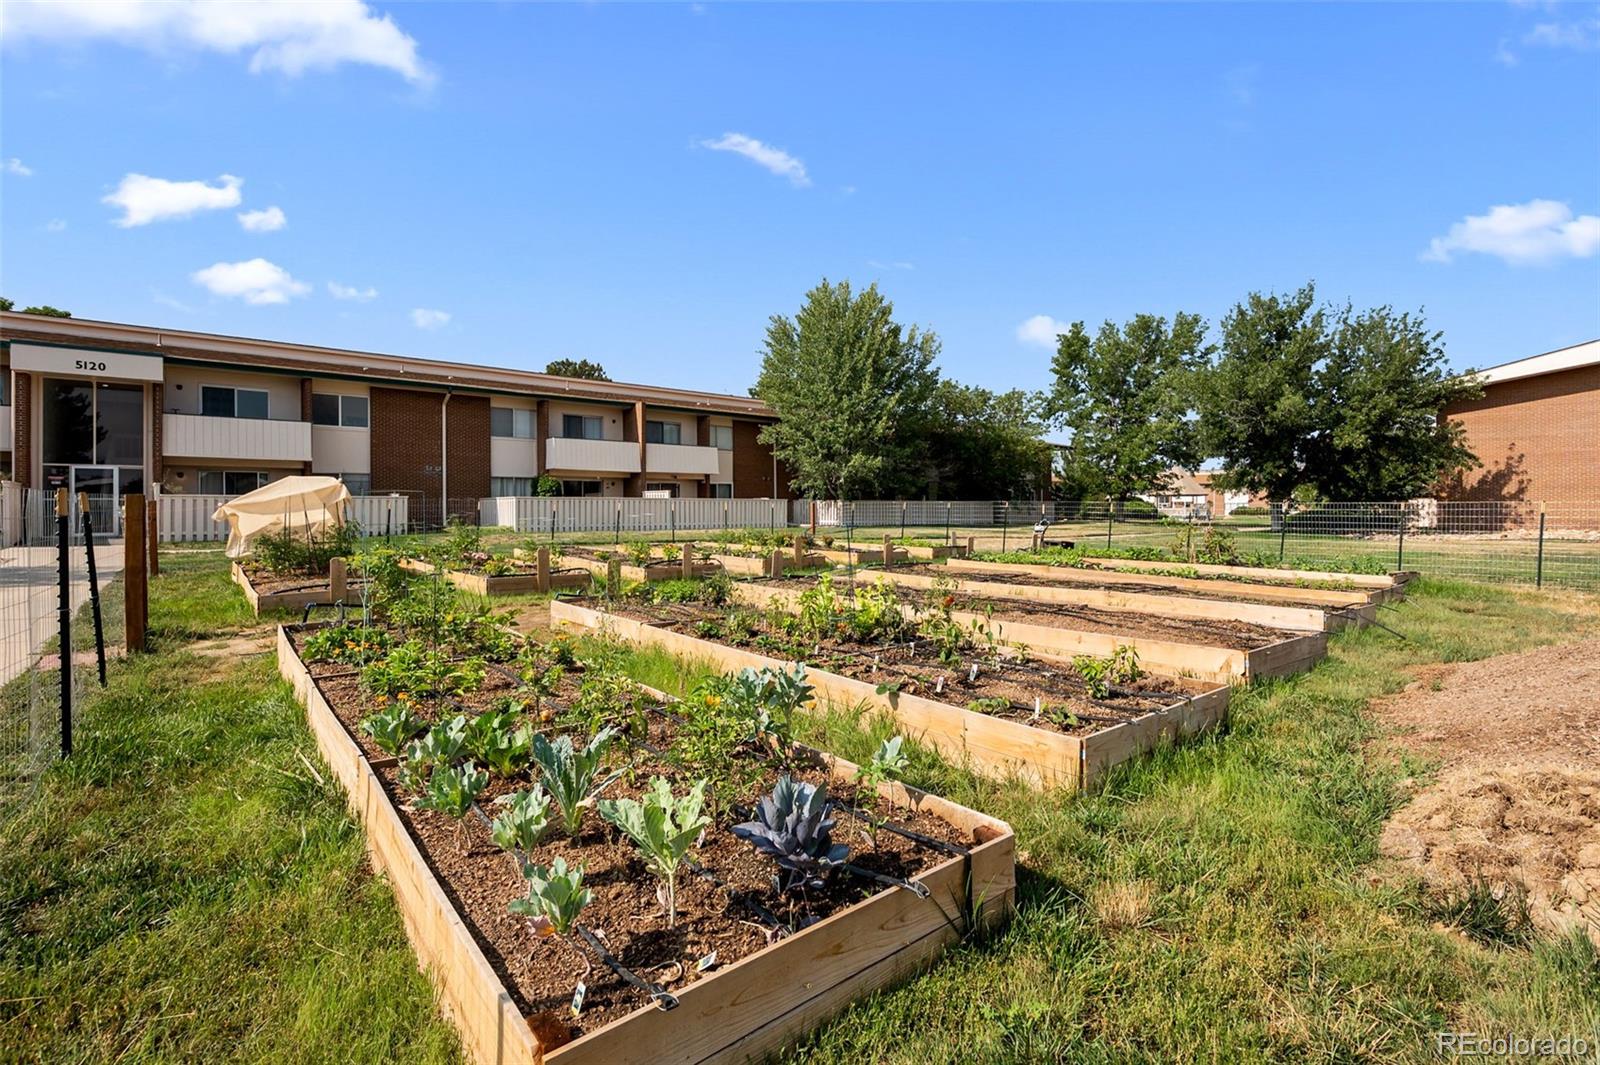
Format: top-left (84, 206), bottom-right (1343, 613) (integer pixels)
top-left (74, 359), bottom-right (109, 372)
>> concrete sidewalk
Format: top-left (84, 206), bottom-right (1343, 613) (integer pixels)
top-left (0, 544), bottom-right (126, 687)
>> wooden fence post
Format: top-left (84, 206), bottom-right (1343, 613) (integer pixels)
top-left (536, 546), bottom-right (551, 593)
top-left (329, 557), bottom-right (347, 601)
top-left (606, 557), bottom-right (622, 598)
top-left (792, 532), bottom-right (805, 564)
top-left (769, 549), bottom-right (785, 580)
top-left (123, 493), bottom-right (148, 653)
top-left (681, 542), bottom-right (695, 580)
top-left (882, 533), bottom-right (894, 568)
top-left (146, 499), bottom-right (160, 577)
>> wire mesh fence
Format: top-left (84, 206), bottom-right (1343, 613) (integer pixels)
top-left (0, 486), bottom-right (124, 791)
top-left (790, 498), bottom-right (1600, 592)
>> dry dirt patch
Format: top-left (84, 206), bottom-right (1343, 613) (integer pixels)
top-left (1375, 638), bottom-right (1600, 942)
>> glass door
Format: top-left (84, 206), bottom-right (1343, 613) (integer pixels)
top-left (69, 466), bottom-right (121, 537)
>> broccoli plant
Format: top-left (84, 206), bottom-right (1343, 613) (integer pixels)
top-left (854, 736), bottom-right (909, 848)
top-left (531, 727), bottom-right (618, 836)
top-left (732, 775), bottom-right (850, 892)
top-left (360, 704), bottom-right (427, 756)
top-left (728, 664), bottom-right (813, 757)
top-left (491, 787), bottom-right (553, 853)
top-left (510, 855), bottom-right (592, 937)
top-left (597, 777), bottom-right (710, 928)
top-left (406, 715), bottom-right (468, 768)
top-left (414, 760), bottom-right (488, 849)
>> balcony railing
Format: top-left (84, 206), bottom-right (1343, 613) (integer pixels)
top-left (544, 436), bottom-right (642, 474)
top-left (645, 442), bottom-right (721, 475)
top-left (0, 405), bottom-right (10, 453)
top-left (163, 413), bottom-right (312, 462)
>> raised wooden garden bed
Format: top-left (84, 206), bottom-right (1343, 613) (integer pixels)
top-left (729, 579), bottom-right (1325, 684)
top-left (1077, 556), bottom-right (1415, 598)
top-left (948, 557), bottom-right (1383, 609)
top-left (554, 547), bottom-right (723, 585)
top-left (233, 558), bottom-right (353, 614)
top-left (550, 598), bottom-right (1232, 789)
top-left (403, 556), bottom-right (591, 596)
top-left (278, 625), bottom-right (1013, 1064)
top-left (840, 565), bottom-right (1373, 633)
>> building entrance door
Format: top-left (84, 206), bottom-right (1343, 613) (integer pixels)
top-left (39, 377), bottom-right (147, 536)
top-left (68, 466), bottom-right (123, 536)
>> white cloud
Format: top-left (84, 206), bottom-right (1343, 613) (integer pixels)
top-left (699, 132), bottom-right (810, 187)
top-left (1016, 314), bottom-right (1073, 348)
top-left (1422, 199), bottom-right (1600, 266)
top-left (191, 258), bottom-right (310, 304)
top-left (411, 307), bottom-right (450, 329)
top-left (0, 0), bottom-right (432, 85)
top-left (103, 172), bottom-right (242, 226)
top-left (1524, 15), bottom-right (1600, 50)
top-left (867, 259), bottom-right (915, 271)
top-left (328, 281), bottom-right (378, 301)
top-left (237, 205), bottom-right (286, 232)
top-left (45, 218), bottom-right (67, 232)
top-left (4, 157), bottom-right (32, 176)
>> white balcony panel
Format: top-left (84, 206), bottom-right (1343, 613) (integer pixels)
top-left (0, 406), bottom-right (11, 451)
top-left (164, 413), bottom-right (312, 462)
top-left (544, 436), bottom-right (641, 474)
top-left (646, 442), bottom-right (721, 475)
top-left (490, 436), bottom-right (539, 479)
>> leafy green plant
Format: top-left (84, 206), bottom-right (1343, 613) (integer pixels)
top-left (464, 709), bottom-right (532, 776)
top-left (405, 715), bottom-right (468, 769)
top-left (414, 761), bottom-right (488, 848)
top-left (303, 623), bottom-right (391, 665)
top-left (674, 679), bottom-right (765, 818)
top-left (732, 775), bottom-right (849, 893)
top-left (597, 776), bottom-right (710, 928)
top-left (854, 735), bottom-right (908, 848)
top-left (728, 664), bottom-right (812, 756)
top-left (491, 787), bottom-right (553, 853)
top-left (966, 696), bottom-right (1011, 716)
top-left (659, 543), bottom-right (682, 563)
top-left (1074, 645), bottom-right (1142, 698)
top-left (847, 579), bottom-right (911, 641)
top-left (510, 856), bottom-right (591, 938)
top-left (531, 728), bottom-right (618, 836)
top-left (625, 540), bottom-right (656, 567)
top-left (360, 704), bottom-right (427, 756)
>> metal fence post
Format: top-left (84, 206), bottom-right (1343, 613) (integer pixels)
top-left (1535, 503), bottom-right (1546, 589)
top-left (945, 502), bottom-right (951, 546)
top-left (550, 499), bottom-right (557, 542)
top-left (614, 503), bottom-right (621, 545)
top-left (900, 501), bottom-right (907, 540)
top-left (1001, 500), bottom-right (1009, 553)
top-left (1278, 502), bottom-right (1288, 561)
top-left (1396, 503), bottom-right (1405, 572)
top-left (671, 501), bottom-right (677, 543)
top-left (79, 493), bottom-right (107, 687)
top-left (56, 489), bottom-right (72, 758)
top-left (1106, 496), bottom-right (1114, 550)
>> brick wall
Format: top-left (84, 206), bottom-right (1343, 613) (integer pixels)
top-left (445, 393), bottom-right (491, 509)
top-left (14, 371), bottom-right (31, 487)
top-left (299, 379), bottom-right (314, 474)
top-left (370, 387), bottom-right (442, 497)
top-left (732, 420), bottom-right (774, 497)
top-left (1441, 364), bottom-right (1600, 501)
top-left (150, 382), bottom-right (164, 484)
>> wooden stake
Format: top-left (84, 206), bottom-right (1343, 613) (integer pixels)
top-left (681, 542), bottom-right (695, 580)
top-left (535, 546), bottom-right (551, 593)
top-left (146, 499), bottom-right (160, 577)
top-left (329, 557), bottom-right (347, 601)
top-left (882, 534), bottom-right (894, 568)
top-left (769, 549), bottom-right (785, 580)
top-left (792, 532), bottom-right (805, 564)
top-left (123, 493), bottom-right (148, 653)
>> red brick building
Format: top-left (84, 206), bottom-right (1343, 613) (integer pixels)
top-left (1440, 339), bottom-right (1599, 502)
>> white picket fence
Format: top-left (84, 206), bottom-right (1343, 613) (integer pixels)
top-left (480, 496), bottom-right (791, 535)
top-left (157, 493), bottom-right (413, 543)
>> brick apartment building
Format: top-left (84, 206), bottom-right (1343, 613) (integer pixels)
top-left (1440, 338), bottom-right (1599, 502)
top-left (0, 311), bottom-right (793, 525)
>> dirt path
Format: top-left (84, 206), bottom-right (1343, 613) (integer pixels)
top-left (1375, 638), bottom-right (1600, 942)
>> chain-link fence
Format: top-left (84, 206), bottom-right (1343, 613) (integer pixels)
top-left (1, 487), bottom-right (125, 791)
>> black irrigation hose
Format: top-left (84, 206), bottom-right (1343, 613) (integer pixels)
top-left (576, 927), bottom-right (679, 1010)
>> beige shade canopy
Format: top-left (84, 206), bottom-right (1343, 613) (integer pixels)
top-left (211, 476), bottom-right (353, 559)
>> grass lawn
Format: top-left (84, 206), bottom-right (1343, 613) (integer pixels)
top-left (3, 548), bottom-right (1596, 1063)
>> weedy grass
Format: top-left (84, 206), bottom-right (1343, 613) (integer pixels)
top-left (0, 547), bottom-right (459, 1064)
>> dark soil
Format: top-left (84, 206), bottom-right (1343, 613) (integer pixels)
top-left (288, 627), bottom-right (974, 1045)
top-left (888, 563), bottom-right (1346, 611)
top-left (240, 564), bottom-right (366, 597)
top-left (593, 597), bottom-right (1202, 736)
top-left (748, 576), bottom-right (1282, 651)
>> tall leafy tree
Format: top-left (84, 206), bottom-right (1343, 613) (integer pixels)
top-left (1197, 284), bottom-right (1480, 501)
top-left (918, 382), bottom-right (1054, 499)
top-left (1044, 312), bottom-right (1207, 499)
top-left (0, 297), bottom-right (70, 316)
top-left (754, 279), bottom-right (940, 498)
top-left (543, 358), bottom-right (609, 381)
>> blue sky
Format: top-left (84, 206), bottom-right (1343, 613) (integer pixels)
top-left (2, 1), bottom-right (1597, 397)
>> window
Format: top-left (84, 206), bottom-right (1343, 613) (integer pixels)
top-left (198, 470), bottom-right (269, 495)
top-left (709, 424), bottom-right (733, 451)
top-left (491, 407), bottom-right (535, 439)
top-left (201, 385), bottom-right (269, 420)
top-left (561, 414), bottom-right (604, 440)
top-left (312, 393), bottom-right (369, 428)
top-left (338, 473), bottom-right (372, 495)
top-left (711, 483), bottom-right (733, 499)
top-left (645, 420), bottom-right (681, 445)
top-left (560, 480), bottom-right (604, 497)
top-left (491, 477), bottom-right (535, 496)
top-left (644, 482), bottom-right (680, 497)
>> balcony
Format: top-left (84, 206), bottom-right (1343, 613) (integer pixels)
top-left (0, 405), bottom-right (10, 451)
top-left (544, 436), bottom-right (641, 474)
top-left (164, 413), bottom-right (313, 463)
top-left (646, 442), bottom-right (721, 475)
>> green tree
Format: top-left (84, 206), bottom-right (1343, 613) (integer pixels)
top-left (0, 298), bottom-right (69, 316)
top-left (754, 279), bottom-right (940, 498)
top-left (1197, 284), bottom-right (1481, 501)
top-left (0, 298), bottom-right (10, 311)
top-left (918, 382), bottom-right (1053, 499)
top-left (1045, 312), bottom-right (1207, 499)
top-left (543, 358), bottom-right (609, 381)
